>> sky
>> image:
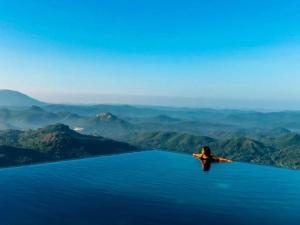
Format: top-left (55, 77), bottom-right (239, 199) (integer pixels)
top-left (0, 0), bottom-right (300, 109)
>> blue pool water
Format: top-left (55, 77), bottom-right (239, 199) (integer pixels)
top-left (0, 150), bottom-right (299, 225)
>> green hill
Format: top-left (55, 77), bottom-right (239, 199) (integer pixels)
top-left (212, 137), bottom-right (274, 164)
top-left (0, 124), bottom-right (137, 167)
top-left (127, 131), bottom-right (216, 153)
top-left (276, 133), bottom-right (300, 148)
top-left (271, 146), bottom-right (300, 169)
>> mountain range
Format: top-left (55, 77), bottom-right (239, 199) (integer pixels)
top-left (1, 90), bottom-right (300, 169)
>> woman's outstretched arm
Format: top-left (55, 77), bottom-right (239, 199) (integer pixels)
top-left (215, 157), bottom-right (232, 162)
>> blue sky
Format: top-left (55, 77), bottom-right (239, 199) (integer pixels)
top-left (0, 0), bottom-right (300, 108)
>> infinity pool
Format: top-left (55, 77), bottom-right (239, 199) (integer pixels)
top-left (0, 150), bottom-right (299, 225)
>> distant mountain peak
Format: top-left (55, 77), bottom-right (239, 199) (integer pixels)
top-left (0, 89), bottom-right (44, 107)
top-left (39, 123), bottom-right (74, 133)
top-left (0, 89), bottom-right (23, 94)
top-left (96, 112), bottom-right (118, 121)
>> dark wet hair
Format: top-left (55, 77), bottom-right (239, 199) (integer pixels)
top-left (201, 146), bottom-right (211, 156)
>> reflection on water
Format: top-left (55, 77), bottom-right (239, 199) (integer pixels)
top-left (0, 150), bottom-right (299, 225)
top-left (198, 159), bottom-right (230, 172)
top-left (199, 159), bottom-right (212, 171)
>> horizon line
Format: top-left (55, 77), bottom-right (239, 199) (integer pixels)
top-left (2, 89), bottom-right (300, 112)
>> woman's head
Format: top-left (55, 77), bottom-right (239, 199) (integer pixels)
top-left (201, 146), bottom-right (211, 156)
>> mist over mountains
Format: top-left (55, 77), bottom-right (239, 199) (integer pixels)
top-left (0, 90), bottom-right (300, 169)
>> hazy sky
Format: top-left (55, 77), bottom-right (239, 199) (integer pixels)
top-left (0, 0), bottom-right (300, 108)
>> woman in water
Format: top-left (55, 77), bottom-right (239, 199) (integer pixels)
top-left (193, 146), bottom-right (232, 171)
top-left (193, 146), bottom-right (232, 163)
